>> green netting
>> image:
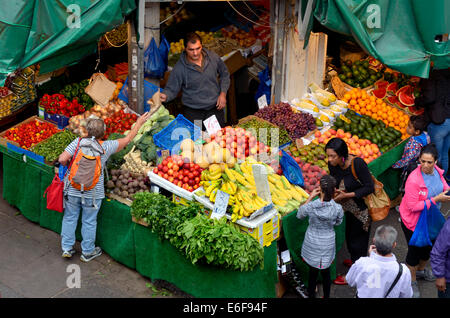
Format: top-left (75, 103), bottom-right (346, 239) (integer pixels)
top-left (96, 199), bottom-right (136, 269)
top-left (282, 211), bottom-right (346, 286)
top-left (134, 224), bottom-right (278, 298)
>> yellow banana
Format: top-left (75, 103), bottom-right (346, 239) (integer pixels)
top-left (224, 167), bottom-right (236, 182)
top-left (210, 188), bottom-right (218, 202)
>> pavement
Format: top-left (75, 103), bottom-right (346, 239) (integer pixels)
top-left (0, 155), bottom-right (447, 298)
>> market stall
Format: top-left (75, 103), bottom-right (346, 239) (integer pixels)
top-left (2, 0), bottom-right (444, 299)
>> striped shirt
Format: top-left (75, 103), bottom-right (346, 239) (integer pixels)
top-left (64, 137), bottom-right (119, 199)
top-left (297, 199), bottom-right (344, 269)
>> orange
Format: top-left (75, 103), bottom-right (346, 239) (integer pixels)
top-left (354, 104), bottom-right (361, 111)
top-left (344, 93), bottom-right (351, 100)
top-left (350, 99), bottom-right (357, 106)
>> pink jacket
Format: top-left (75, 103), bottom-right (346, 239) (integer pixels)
top-left (399, 165), bottom-right (449, 231)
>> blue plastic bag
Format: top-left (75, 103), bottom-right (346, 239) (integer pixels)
top-left (158, 35), bottom-right (170, 74)
top-left (280, 150), bottom-right (304, 186)
top-left (144, 37), bottom-right (165, 78)
top-left (409, 202), bottom-right (446, 247)
top-left (117, 77), bottom-right (163, 112)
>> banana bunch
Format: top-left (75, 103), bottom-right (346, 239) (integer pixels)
top-left (231, 186), bottom-right (269, 222)
top-left (267, 173), bottom-right (309, 216)
top-left (201, 164), bottom-right (222, 181)
top-left (198, 160), bottom-right (270, 222)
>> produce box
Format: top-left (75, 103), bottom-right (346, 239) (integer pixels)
top-left (237, 115), bottom-right (292, 148)
top-left (237, 210), bottom-right (280, 247)
top-left (44, 112), bottom-right (70, 129)
top-left (172, 193), bottom-right (191, 206)
top-left (0, 115), bottom-right (59, 149)
top-left (153, 114), bottom-right (202, 154)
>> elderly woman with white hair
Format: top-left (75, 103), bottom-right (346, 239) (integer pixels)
top-left (58, 112), bottom-right (150, 262)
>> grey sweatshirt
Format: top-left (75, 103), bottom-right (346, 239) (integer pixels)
top-left (163, 49), bottom-right (230, 110)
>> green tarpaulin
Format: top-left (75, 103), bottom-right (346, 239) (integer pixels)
top-left (313, 0), bottom-right (450, 78)
top-left (0, 0), bottom-right (136, 85)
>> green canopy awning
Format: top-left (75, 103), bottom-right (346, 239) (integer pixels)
top-left (313, 0), bottom-right (449, 78)
top-left (0, 0), bottom-right (136, 85)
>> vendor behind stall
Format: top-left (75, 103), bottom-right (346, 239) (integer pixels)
top-left (160, 32), bottom-right (230, 128)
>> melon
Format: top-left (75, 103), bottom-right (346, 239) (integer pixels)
top-left (374, 80), bottom-right (389, 90)
top-left (396, 85), bottom-right (413, 96)
top-left (409, 106), bottom-right (424, 115)
top-left (372, 87), bottom-right (387, 99)
top-left (398, 91), bottom-right (415, 107)
top-left (387, 82), bottom-right (398, 94)
top-left (386, 95), bottom-right (400, 106)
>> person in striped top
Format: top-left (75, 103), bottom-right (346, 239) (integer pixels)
top-left (58, 113), bottom-right (150, 262)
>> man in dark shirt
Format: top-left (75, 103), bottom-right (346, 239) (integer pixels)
top-left (160, 32), bottom-right (230, 128)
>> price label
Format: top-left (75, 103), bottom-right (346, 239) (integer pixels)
top-left (295, 138), bottom-right (304, 149)
top-left (252, 164), bottom-right (271, 203)
top-left (257, 94), bottom-right (268, 109)
top-left (203, 115), bottom-right (222, 136)
top-left (210, 190), bottom-right (230, 220)
top-left (161, 149), bottom-right (170, 160)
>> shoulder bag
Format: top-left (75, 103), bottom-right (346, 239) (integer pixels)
top-left (351, 157), bottom-right (390, 222)
top-left (43, 139), bottom-right (81, 213)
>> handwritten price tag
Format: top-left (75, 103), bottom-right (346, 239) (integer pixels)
top-left (210, 190), bottom-right (230, 220)
top-left (257, 94), bottom-right (268, 109)
top-left (203, 115), bottom-right (222, 136)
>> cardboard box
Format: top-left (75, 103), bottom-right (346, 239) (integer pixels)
top-left (238, 212), bottom-right (280, 247)
top-left (223, 50), bottom-right (247, 75)
top-left (172, 193), bottom-right (191, 206)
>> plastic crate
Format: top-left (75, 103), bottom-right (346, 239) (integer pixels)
top-left (117, 77), bottom-right (163, 112)
top-left (153, 114), bottom-right (201, 154)
top-left (44, 112), bottom-right (69, 129)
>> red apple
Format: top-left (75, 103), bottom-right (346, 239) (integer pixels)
top-left (162, 166), bottom-right (169, 173)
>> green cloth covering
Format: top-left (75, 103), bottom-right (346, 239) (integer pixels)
top-left (1, 147), bottom-right (26, 213)
top-left (96, 199), bottom-right (136, 270)
top-left (313, 0), bottom-right (450, 77)
top-left (134, 223), bottom-right (278, 298)
top-left (0, 0), bottom-right (136, 85)
top-left (282, 210), bottom-right (346, 286)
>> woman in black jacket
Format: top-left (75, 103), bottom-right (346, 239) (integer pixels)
top-left (325, 138), bottom-right (375, 284)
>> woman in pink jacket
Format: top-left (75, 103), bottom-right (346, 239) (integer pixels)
top-left (400, 144), bottom-right (450, 298)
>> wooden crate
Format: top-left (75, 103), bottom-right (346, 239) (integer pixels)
top-left (0, 115), bottom-right (59, 149)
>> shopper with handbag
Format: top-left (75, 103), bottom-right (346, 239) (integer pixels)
top-left (325, 137), bottom-right (375, 285)
top-left (57, 112), bottom-right (150, 262)
top-left (399, 143), bottom-right (450, 297)
top-left (345, 225), bottom-right (413, 298)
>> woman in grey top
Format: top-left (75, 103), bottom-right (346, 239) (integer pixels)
top-left (297, 174), bottom-right (344, 298)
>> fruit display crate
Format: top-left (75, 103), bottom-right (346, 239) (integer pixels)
top-left (236, 115), bottom-right (293, 149)
top-left (147, 171), bottom-right (195, 201)
top-left (153, 114), bottom-right (202, 155)
top-left (192, 186), bottom-right (275, 222)
top-left (44, 112), bottom-right (70, 129)
top-left (0, 115), bottom-right (60, 152)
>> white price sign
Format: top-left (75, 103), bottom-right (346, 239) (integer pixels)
top-left (203, 115), bottom-right (222, 136)
top-left (210, 190), bottom-right (230, 220)
top-left (257, 94), bottom-right (268, 109)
